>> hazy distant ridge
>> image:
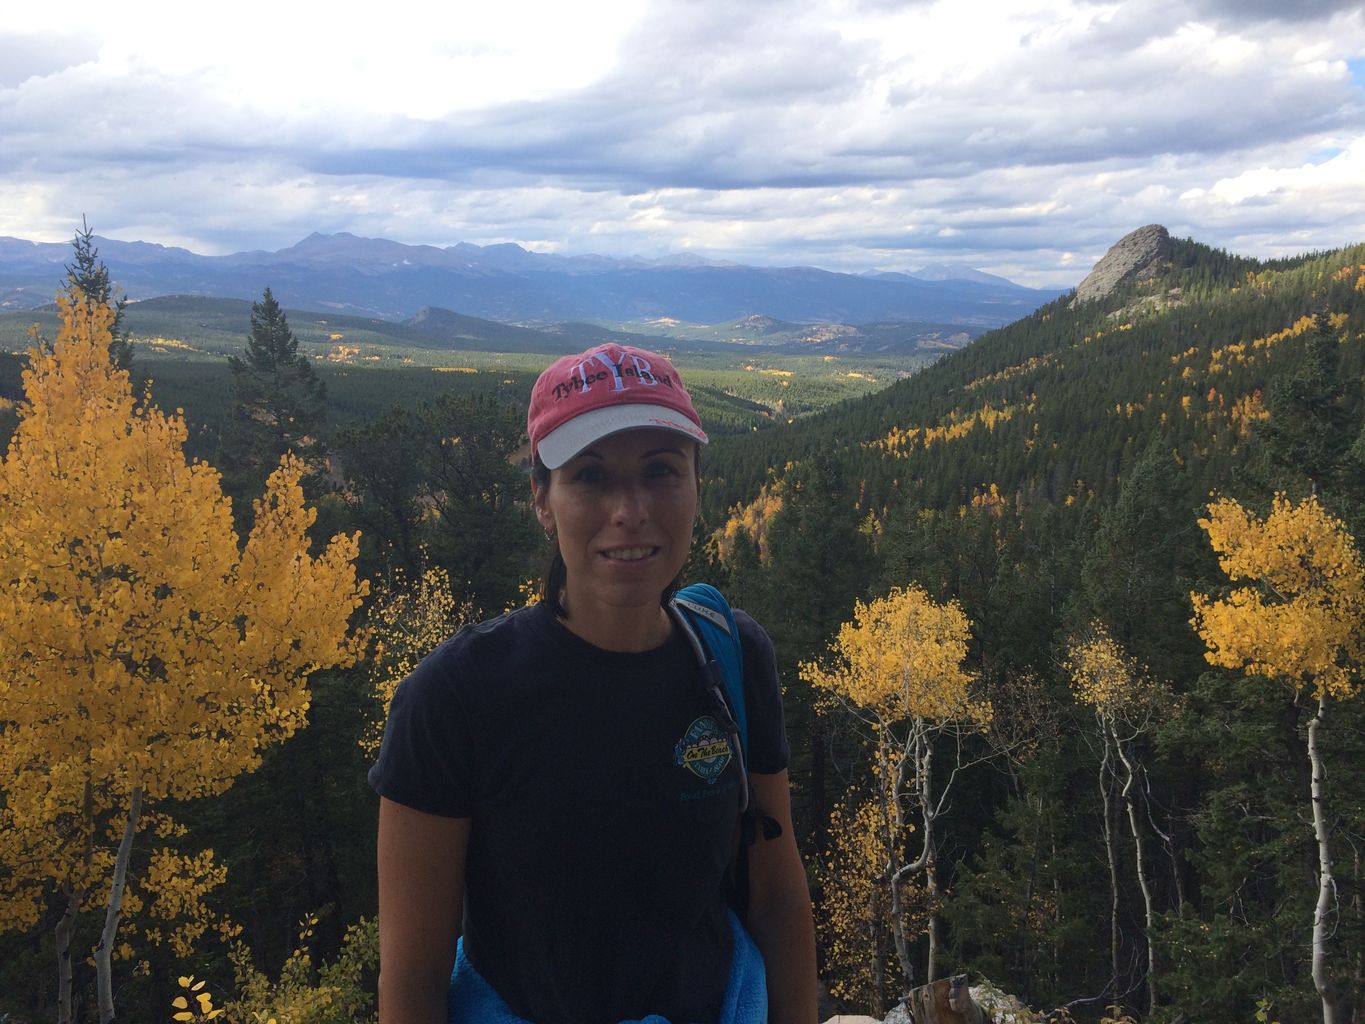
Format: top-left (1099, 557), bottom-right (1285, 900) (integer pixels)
top-left (0, 232), bottom-right (1060, 326)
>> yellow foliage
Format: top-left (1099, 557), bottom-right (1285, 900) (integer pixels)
top-left (1191, 494), bottom-right (1365, 699)
top-left (969, 482), bottom-right (1008, 515)
top-left (803, 585), bottom-right (989, 725)
top-left (0, 289), bottom-right (367, 945)
top-left (1227, 390), bottom-right (1268, 439)
top-left (710, 481), bottom-right (785, 561)
top-left (364, 564), bottom-right (473, 754)
top-left (171, 974), bottom-right (225, 1021)
top-left (1205, 313), bottom-right (1330, 374)
top-left (876, 403), bottom-right (1019, 457)
top-left (805, 585), bottom-right (987, 1004)
top-left (1065, 621), bottom-right (1162, 715)
top-left (816, 795), bottom-right (912, 1007)
top-left (139, 848), bottom-right (240, 957)
top-left (964, 353), bottom-right (1056, 391)
top-left (225, 914), bottom-right (377, 1024)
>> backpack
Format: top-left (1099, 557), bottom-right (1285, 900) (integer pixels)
top-left (668, 583), bottom-right (783, 920)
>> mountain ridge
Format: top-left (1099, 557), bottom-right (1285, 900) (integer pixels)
top-left (0, 231), bottom-right (1061, 326)
top-left (703, 230), bottom-right (1365, 515)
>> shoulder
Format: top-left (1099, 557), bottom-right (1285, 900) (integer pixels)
top-left (730, 608), bottom-right (789, 771)
top-left (450, 603), bottom-right (546, 660)
top-left (732, 608), bottom-right (776, 663)
top-left (397, 604), bottom-right (548, 705)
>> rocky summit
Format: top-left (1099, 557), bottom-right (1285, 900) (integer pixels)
top-left (1071, 223), bottom-right (1172, 306)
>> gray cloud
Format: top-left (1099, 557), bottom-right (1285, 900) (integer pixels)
top-left (1191, 0), bottom-right (1365, 24)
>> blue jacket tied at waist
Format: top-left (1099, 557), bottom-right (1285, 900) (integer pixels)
top-left (447, 910), bottom-right (767, 1024)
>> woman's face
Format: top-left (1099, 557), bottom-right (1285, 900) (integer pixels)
top-left (533, 428), bottom-right (699, 627)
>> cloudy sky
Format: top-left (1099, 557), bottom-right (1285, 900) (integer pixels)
top-left (3, 0), bottom-right (1363, 287)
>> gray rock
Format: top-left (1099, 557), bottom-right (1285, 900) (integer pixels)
top-left (1072, 224), bottom-right (1172, 307)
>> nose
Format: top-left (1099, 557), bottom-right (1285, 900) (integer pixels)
top-left (610, 479), bottom-right (648, 527)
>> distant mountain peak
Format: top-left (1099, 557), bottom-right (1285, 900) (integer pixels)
top-left (1073, 224), bottom-right (1172, 306)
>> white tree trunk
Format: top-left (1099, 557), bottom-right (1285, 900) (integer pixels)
top-left (919, 728), bottom-right (939, 984)
top-left (96, 786), bottom-right (142, 1024)
top-left (1115, 729), bottom-right (1157, 1011)
top-left (886, 732), bottom-right (915, 994)
top-left (1098, 732), bottom-right (1121, 988)
top-left (1307, 694), bottom-right (1344, 1024)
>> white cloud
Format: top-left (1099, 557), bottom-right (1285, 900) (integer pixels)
top-left (2, 0), bottom-right (1364, 288)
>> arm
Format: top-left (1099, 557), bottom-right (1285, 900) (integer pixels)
top-left (744, 770), bottom-right (818, 1024)
top-left (377, 797), bottom-right (470, 1024)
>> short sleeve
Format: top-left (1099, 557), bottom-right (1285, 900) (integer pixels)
top-left (368, 643), bottom-right (474, 818)
top-left (734, 610), bottom-right (790, 774)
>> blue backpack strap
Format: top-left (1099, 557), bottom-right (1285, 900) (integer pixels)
top-left (669, 584), bottom-right (749, 814)
top-left (669, 584), bottom-right (783, 924)
top-left (671, 583), bottom-right (747, 758)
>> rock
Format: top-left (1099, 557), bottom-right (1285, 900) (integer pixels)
top-left (969, 979), bottom-right (1044, 1023)
top-left (882, 1003), bottom-right (913, 1024)
top-left (820, 1016), bottom-right (883, 1024)
top-left (1072, 224), bottom-right (1172, 307)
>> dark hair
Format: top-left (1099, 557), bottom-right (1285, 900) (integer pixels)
top-left (531, 446), bottom-right (700, 619)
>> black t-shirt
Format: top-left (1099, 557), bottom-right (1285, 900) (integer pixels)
top-left (369, 600), bottom-right (789, 1024)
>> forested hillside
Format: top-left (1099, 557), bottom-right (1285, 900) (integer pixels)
top-left (2, 231), bottom-right (1363, 1024)
top-left (699, 232), bottom-right (1365, 1022)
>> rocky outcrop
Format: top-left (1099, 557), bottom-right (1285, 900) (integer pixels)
top-left (819, 978), bottom-right (1041, 1024)
top-left (1071, 224), bottom-right (1172, 306)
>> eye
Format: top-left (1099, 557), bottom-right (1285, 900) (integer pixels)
top-left (643, 459), bottom-right (682, 479)
top-left (570, 463), bottom-right (607, 485)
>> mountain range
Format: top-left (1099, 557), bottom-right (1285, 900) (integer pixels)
top-left (0, 231), bottom-right (1060, 327)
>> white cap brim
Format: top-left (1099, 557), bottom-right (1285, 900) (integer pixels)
top-left (537, 404), bottom-right (709, 470)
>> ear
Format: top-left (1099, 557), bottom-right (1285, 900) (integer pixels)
top-left (531, 478), bottom-right (554, 530)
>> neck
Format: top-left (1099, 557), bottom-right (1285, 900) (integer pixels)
top-left (556, 594), bottom-right (673, 652)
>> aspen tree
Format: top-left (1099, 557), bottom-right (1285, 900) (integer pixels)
top-left (1066, 621), bottom-right (1166, 1012)
top-left (1191, 494), bottom-right (1365, 1024)
top-left (0, 288), bottom-right (366, 1024)
top-left (803, 585), bottom-right (990, 997)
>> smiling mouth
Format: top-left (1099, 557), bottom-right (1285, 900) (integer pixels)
top-left (601, 546), bottom-right (659, 562)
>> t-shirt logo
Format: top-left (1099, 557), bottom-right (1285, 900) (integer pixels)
top-left (673, 716), bottom-right (733, 784)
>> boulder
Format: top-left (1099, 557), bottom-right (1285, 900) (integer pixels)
top-left (1072, 224), bottom-right (1172, 306)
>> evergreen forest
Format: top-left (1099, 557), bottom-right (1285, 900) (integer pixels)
top-left (2, 232), bottom-right (1364, 1024)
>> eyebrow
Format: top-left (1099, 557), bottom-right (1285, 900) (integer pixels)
top-left (573, 445), bottom-right (687, 461)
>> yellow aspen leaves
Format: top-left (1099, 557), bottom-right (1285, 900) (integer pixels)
top-left (363, 564), bottom-right (471, 754)
top-left (0, 289), bottom-right (367, 944)
top-left (803, 585), bottom-right (989, 725)
top-left (1066, 620), bottom-right (1162, 715)
top-left (1191, 494), bottom-right (1365, 699)
top-left (171, 975), bottom-right (223, 1021)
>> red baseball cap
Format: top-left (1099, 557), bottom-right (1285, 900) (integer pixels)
top-left (528, 343), bottom-right (708, 469)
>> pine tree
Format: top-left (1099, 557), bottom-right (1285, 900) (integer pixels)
top-left (64, 219), bottom-right (133, 372)
top-left (223, 287), bottom-right (327, 500)
top-left (759, 454), bottom-right (877, 848)
top-left (1262, 313), bottom-right (1358, 492)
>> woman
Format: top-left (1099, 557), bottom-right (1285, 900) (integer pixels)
top-left (370, 342), bottom-right (818, 1024)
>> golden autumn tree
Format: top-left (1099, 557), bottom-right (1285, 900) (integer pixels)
top-left (0, 288), bottom-right (367, 1024)
top-left (1066, 621), bottom-right (1167, 1012)
top-left (363, 562), bottom-right (472, 755)
top-left (803, 585), bottom-right (990, 1003)
top-left (1191, 494), bottom-right (1365, 1024)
